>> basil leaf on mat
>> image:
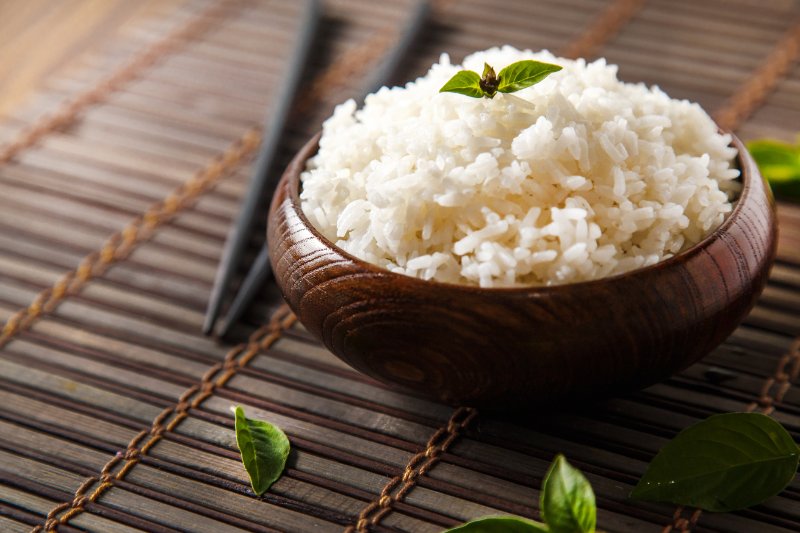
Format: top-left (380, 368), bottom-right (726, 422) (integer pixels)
top-left (444, 515), bottom-right (549, 532)
top-left (445, 454), bottom-right (598, 533)
top-left (541, 454), bottom-right (596, 533)
top-left (631, 412), bottom-right (799, 512)
top-left (439, 70), bottom-right (484, 98)
top-left (234, 405), bottom-right (290, 496)
top-left (498, 60), bottom-right (563, 93)
top-left (747, 138), bottom-right (800, 200)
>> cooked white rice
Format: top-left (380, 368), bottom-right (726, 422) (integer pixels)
top-left (300, 46), bottom-right (739, 287)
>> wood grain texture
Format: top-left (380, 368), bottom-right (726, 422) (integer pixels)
top-left (269, 133), bottom-right (778, 408)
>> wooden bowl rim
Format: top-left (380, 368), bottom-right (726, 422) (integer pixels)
top-left (282, 131), bottom-right (757, 294)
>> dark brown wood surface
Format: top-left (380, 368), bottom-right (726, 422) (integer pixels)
top-left (0, 0), bottom-right (798, 532)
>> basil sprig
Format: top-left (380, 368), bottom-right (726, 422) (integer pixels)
top-left (631, 412), bottom-right (799, 512)
top-left (440, 60), bottom-right (562, 99)
top-left (445, 455), bottom-right (596, 533)
top-left (234, 405), bottom-right (290, 496)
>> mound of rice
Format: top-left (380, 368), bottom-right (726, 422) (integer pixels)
top-left (300, 46), bottom-right (739, 287)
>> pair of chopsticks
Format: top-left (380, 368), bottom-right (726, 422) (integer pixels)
top-left (203, 0), bottom-right (431, 337)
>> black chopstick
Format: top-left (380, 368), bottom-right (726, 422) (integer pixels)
top-left (203, 0), bottom-right (322, 335)
top-left (217, 0), bottom-right (431, 338)
top-left (354, 0), bottom-right (431, 105)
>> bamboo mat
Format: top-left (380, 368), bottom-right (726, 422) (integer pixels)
top-left (1, 0), bottom-right (800, 532)
top-left (0, 0), bottom-right (192, 119)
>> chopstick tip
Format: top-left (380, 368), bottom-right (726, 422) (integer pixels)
top-left (201, 313), bottom-right (218, 336)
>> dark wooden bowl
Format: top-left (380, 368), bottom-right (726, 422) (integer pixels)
top-left (268, 133), bottom-right (777, 409)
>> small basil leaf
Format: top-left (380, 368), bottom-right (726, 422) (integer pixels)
top-left (541, 454), bottom-right (596, 533)
top-left (497, 60), bottom-right (562, 93)
top-left (439, 70), bottom-right (484, 98)
top-left (631, 412), bottom-right (799, 512)
top-left (234, 405), bottom-right (290, 496)
top-left (747, 139), bottom-right (800, 200)
top-left (444, 516), bottom-right (550, 533)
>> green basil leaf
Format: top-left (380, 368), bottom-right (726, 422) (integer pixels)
top-left (631, 412), bottom-right (799, 512)
top-left (234, 405), bottom-right (290, 496)
top-left (747, 138), bottom-right (800, 200)
top-left (541, 454), bottom-right (596, 533)
top-left (439, 70), bottom-right (484, 98)
top-left (497, 60), bottom-right (562, 93)
top-left (444, 516), bottom-right (549, 532)
top-left (747, 139), bottom-right (799, 168)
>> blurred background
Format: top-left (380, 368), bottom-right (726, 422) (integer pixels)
top-left (0, 0), bottom-right (181, 118)
top-left (3, 0), bottom-right (799, 142)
